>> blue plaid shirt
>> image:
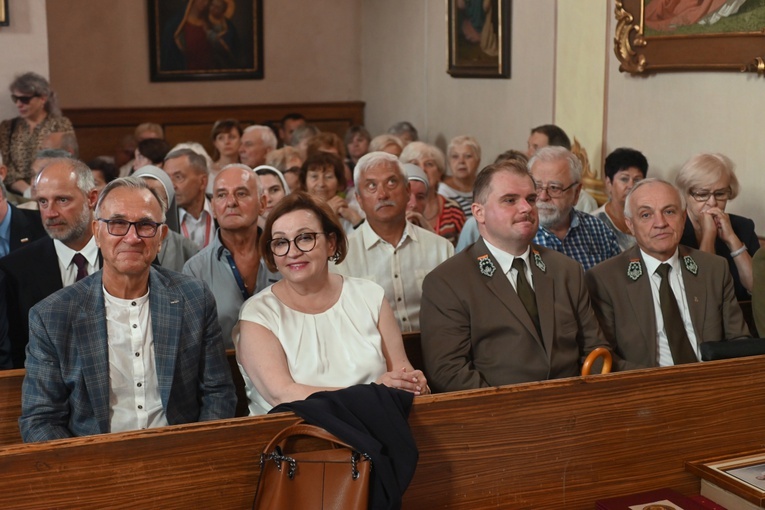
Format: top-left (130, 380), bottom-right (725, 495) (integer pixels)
top-left (534, 209), bottom-right (620, 271)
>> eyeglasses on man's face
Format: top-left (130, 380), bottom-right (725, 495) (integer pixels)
top-left (11, 94), bottom-right (40, 105)
top-left (97, 218), bottom-right (164, 238)
top-left (534, 181), bottom-right (578, 198)
top-left (689, 188), bottom-right (732, 202)
top-left (269, 232), bottom-right (327, 256)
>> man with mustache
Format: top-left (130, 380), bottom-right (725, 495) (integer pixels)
top-left (0, 158), bottom-right (99, 368)
top-left (420, 159), bottom-right (610, 392)
top-left (530, 146), bottom-right (620, 270)
top-left (334, 152), bottom-right (453, 332)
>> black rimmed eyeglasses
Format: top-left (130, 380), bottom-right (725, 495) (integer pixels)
top-left (269, 232), bottom-right (327, 256)
top-left (97, 218), bottom-right (164, 238)
top-left (534, 181), bottom-right (579, 198)
top-left (689, 188), bottom-right (732, 202)
top-left (11, 94), bottom-right (39, 105)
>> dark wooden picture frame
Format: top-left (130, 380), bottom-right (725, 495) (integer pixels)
top-left (148, 0), bottom-right (263, 82)
top-left (447, 0), bottom-right (511, 78)
top-left (615, 0), bottom-right (765, 76)
top-left (0, 0), bottom-right (9, 27)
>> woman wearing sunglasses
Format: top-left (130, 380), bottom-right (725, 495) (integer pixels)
top-left (0, 72), bottom-right (73, 197)
top-left (676, 153), bottom-right (759, 301)
top-left (234, 191), bottom-right (428, 415)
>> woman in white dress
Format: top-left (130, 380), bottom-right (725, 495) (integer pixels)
top-left (235, 191), bottom-right (428, 415)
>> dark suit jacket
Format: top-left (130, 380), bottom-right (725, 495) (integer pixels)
top-left (420, 238), bottom-right (609, 393)
top-left (19, 266), bottom-right (237, 442)
top-left (0, 237), bottom-right (63, 369)
top-left (585, 245), bottom-right (751, 371)
top-left (0, 272), bottom-right (10, 370)
top-left (8, 204), bottom-right (45, 252)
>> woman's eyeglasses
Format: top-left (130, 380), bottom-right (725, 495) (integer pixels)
top-left (11, 94), bottom-right (40, 105)
top-left (689, 188), bottom-right (732, 202)
top-left (269, 232), bottom-right (326, 256)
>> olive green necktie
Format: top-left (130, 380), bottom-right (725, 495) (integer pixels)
top-left (655, 263), bottom-right (697, 364)
top-left (511, 258), bottom-right (541, 338)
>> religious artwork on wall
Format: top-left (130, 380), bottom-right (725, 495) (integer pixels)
top-left (148, 0), bottom-right (263, 82)
top-left (615, 0), bottom-right (765, 76)
top-left (0, 0), bottom-right (9, 27)
top-left (447, 0), bottom-right (511, 78)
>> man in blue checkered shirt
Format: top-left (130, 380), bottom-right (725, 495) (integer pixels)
top-left (530, 147), bottom-right (620, 270)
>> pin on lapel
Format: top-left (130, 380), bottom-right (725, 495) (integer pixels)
top-left (532, 249), bottom-right (546, 272)
top-left (477, 254), bottom-right (495, 277)
top-left (20, 238), bottom-right (29, 244)
top-left (683, 255), bottom-right (698, 275)
top-left (627, 259), bottom-right (643, 281)
top-left (170, 299), bottom-right (180, 304)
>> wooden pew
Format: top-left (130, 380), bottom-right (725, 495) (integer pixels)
top-left (0, 369), bottom-right (22, 445)
top-left (2, 356), bottom-right (765, 509)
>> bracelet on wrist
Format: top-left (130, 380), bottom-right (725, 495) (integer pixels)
top-left (730, 245), bottom-right (747, 258)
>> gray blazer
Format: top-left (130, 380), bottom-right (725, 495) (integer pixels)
top-left (20, 266), bottom-right (236, 442)
top-left (585, 244), bottom-right (751, 371)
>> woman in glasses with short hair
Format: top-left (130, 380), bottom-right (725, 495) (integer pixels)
top-left (234, 191), bottom-right (428, 415)
top-left (0, 72), bottom-right (73, 196)
top-left (676, 153), bottom-right (759, 300)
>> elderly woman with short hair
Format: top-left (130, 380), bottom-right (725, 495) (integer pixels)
top-left (400, 141), bottom-right (466, 246)
top-left (676, 153), bottom-right (758, 300)
top-left (440, 135), bottom-right (482, 218)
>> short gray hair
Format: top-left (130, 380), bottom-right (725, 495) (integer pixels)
top-left (399, 141), bottom-right (446, 177)
top-left (675, 152), bottom-right (739, 200)
top-left (164, 148), bottom-right (209, 175)
top-left (96, 176), bottom-right (167, 222)
top-left (216, 163), bottom-right (263, 197)
top-left (10, 72), bottom-right (60, 116)
top-left (34, 157), bottom-right (95, 196)
top-left (624, 178), bottom-right (686, 219)
top-left (243, 125), bottom-right (278, 151)
top-left (353, 151), bottom-right (406, 185)
top-left (528, 146), bottom-right (581, 183)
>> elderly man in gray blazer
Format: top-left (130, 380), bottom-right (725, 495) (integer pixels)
top-left (585, 178), bottom-right (750, 371)
top-left (20, 177), bottom-right (236, 442)
top-left (421, 160), bottom-right (609, 393)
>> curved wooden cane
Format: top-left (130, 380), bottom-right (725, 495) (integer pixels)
top-left (581, 347), bottom-right (612, 376)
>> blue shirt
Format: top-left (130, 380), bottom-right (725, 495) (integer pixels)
top-left (0, 205), bottom-right (12, 258)
top-left (534, 209), bottom-right (621, 271)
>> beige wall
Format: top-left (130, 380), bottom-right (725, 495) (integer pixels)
top-left (46, 0), bottom-right (362, 108)
top-left (0, 0), bottom-right (49, 122)
top-left (361, 0), bottom-right (557, 165)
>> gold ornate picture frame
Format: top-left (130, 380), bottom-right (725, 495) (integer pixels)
top-left (614, 0), bottom-right (765, 76)
top-left (0, 0), bottom-right (9, 27)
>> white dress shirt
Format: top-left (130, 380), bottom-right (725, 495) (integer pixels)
top-left (54, 236), bottom-right (100, 287)
top-left (483, 239), bottom-right (534, 292)
top-left (104, 288), bottom-right (168, 432)
top-left (179, 198), bottom-right (214, 249)
top-left (333, 220), bottom-right (454, 332)
top-left (641, 249), bottom-right (700, 366)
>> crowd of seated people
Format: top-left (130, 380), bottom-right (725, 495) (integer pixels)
top-left (1, 72), bottom-right (763, 443)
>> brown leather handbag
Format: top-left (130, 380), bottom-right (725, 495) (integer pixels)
top-left (252, 422), bottom-right (372, 510)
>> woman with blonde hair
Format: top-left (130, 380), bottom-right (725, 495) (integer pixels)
top-left (440, 135), bottom-right (482, 218)
top-left (676, 152), bottom-right (758, 300)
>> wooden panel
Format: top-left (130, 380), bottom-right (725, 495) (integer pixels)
top-left (0, 370), bottom-right (22, 445)
top-left (64, 102), bottom-right (365, 162)
top-left (1, 357), bottom-right (765, 508)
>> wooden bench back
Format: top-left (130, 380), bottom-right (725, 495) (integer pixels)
top-left (2, 355), bottom-right (765, 509)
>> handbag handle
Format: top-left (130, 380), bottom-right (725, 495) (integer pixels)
top-left (262, 422), bottom-right (357, 455)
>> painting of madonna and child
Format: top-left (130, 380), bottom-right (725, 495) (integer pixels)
top-left (149, 0), bottom-right (263, 81)
top-left (644, 0), bottom-right (765, 35)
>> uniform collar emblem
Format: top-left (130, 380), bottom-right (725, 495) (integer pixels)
top-left (683, 255), bottom-right (698, 275)
top-left (627, 259), bottom-right (643, 281)
top-left (532, 249), bottom-right (546, 273)
top-left (478, 254), bottom-right (496, 277)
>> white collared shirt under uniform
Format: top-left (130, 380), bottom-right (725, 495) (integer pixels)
top-left (179, 198), bottom-right (214, 249)
top-left (641, 249), bottom-right (700, 366)
top-left (103, 287), bottom-right (168, 433)
top-left (333, 220), bottom-right (454, 332)
top-left (483, 239), bottom-right (535, 292)
top-left (54, 236), bottom-right (100, 287)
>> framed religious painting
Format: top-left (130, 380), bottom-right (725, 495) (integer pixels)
top-left (148, 0), bottom-right (264, 82)
top-left (0, 0), bottom-right (9, 27)
top-left (447, 0), bottom-right (511, 78)
top-left (615, 0), bottom-right (765, 76)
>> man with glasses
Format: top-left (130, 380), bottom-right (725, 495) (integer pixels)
top-left (585, 179), bottom-right (750, 371)
top-left (333, 152), bottom-right (454, 332)
top-left (0, 158), bottom-right (99, 369)
top-left (183, 165), bottom-right (281, 348)
top-left (20, 177), bottom-right (236, 442)
top-left (530, 146), bottom-right (620, 270)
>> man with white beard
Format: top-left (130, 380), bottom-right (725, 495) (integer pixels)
top-left (529, 146), bottom-right (620, 270)
top-left (0, 158), bottom-right (99, 368)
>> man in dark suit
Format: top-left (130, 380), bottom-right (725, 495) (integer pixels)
top-left (585, 178), bottom-right (750, 371)
top-left (420, 160), bottom-right (609, 393)
top-left (20, 177), bottom-right (236, 442)
top-left (0, 182), bottom-right (46, 256)
top-left (0, 158), bottom-right (99, 369)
